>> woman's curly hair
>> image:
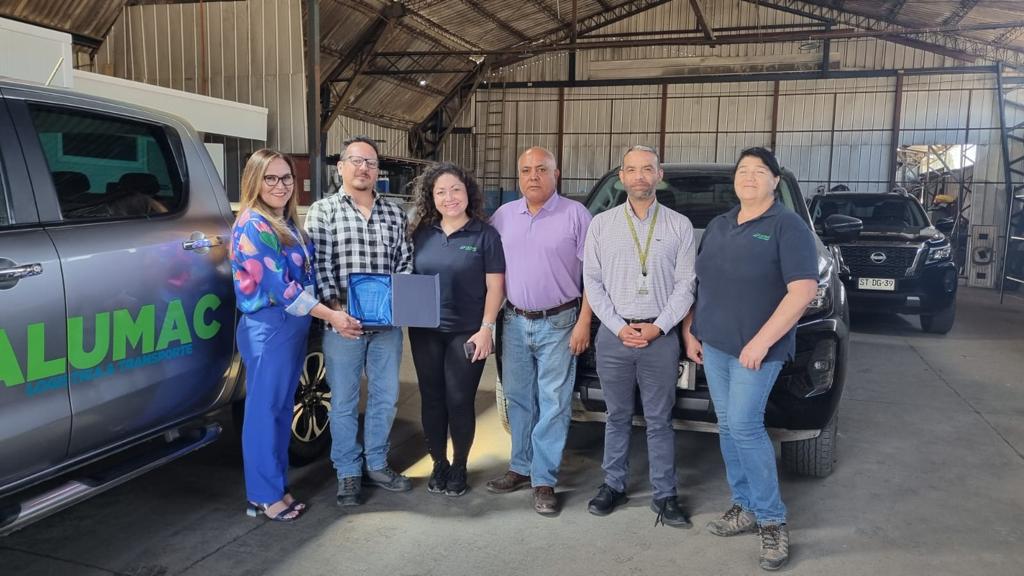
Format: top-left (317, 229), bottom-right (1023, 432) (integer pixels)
top-left (410, 162), bottom-right (487, 233)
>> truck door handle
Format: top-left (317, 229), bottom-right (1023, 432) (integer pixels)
top-left (0, 261), bottom-right (43, 289)
top-left (182, 232), bottom-right (224, 255)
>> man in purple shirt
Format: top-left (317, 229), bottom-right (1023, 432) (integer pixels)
top-left (488, 146), bottom-right (593, 515)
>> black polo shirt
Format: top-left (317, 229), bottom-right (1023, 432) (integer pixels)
top-left (412, 218), bottom-right (506, 332)
top-left (691, 202), bottom-right (818, 363)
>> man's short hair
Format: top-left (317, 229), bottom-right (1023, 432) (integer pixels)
top-left (622, 145), bottom-right (660, 169)
top-left (518, 146), bottom-right (557, 169)
top-left (342, 135), bottom-right (381, 159)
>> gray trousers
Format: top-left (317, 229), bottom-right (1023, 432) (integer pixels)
top-left (595, 325), bottom-right (680, 500)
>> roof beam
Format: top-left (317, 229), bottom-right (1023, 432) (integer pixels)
top-left (941, 0), bottom-right (980, 28)
top-left (461, 0), bottom-right (530, 42)
top-left (527, 0), bottom-right (565, 26)
top-left (689, 0), bottom-right (716, 41)
top-left (887, 0), bottom-right (907, 20)
top-left (994, 27), bottom-right (1024, 47)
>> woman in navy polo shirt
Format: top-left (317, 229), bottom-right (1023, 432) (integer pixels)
top-left (408, 162), bottom-right (505, 497)
top-left (682, 147), bottom-right (818, 571)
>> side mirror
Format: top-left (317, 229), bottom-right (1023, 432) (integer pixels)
top-left (821, 214), bottom-right (862, 245)
top-left (935, 217), bottom-right (955, 235)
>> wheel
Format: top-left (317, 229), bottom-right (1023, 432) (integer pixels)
top-left (781, 412), bottom-right (837, 478)
top-left (919, 303), bottom-right (956, 334)
top-left (495, 374), bottom-right (512, 435)
top-left (288, 334), bottom-right (332, 467)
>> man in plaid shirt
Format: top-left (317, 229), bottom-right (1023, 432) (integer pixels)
top-left (306, 136), bottom-right (414, 506)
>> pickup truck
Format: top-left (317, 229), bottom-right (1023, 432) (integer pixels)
top-left (0, 78), bottom-right (330, 535)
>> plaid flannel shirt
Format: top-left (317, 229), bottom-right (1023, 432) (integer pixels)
top-left (305, 188), bottom-right (413, 306)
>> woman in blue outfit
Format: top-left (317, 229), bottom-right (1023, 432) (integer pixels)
top-left (682, 147), bottom-right (819, 571)
top-left (408, 163), bottom-right (505, 497)
top-left (231, 149), bottom-right (353, 522)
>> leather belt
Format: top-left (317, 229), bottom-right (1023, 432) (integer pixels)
top-left (623, 317), bottom-right (657, 324)
top-left (507, 298), bottom-right (580, 320)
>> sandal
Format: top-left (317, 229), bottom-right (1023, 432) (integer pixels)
top-left (246, 499), bottom-right (304, 522)
top-left (283, 487), bottom-right (306, 512)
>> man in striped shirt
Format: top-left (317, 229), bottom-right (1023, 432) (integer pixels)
top-left (306, 136), bottom-right (414, 507)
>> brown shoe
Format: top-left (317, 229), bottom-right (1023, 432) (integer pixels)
top-left (486, 470), bottom-right (531, 494)
top-left (533, 486), bottom-right (557, 516)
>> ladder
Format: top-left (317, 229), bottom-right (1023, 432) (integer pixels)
top-left (479, 88), bottom-right (506, 196)
top-left (996, 62), bottom-right (1024, 303)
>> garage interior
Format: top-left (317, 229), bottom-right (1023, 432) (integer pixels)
top-left (1, 1), bottom-right (1023, 575)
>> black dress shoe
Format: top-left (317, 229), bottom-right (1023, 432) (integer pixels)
top-left (651, 497), bottom-right (692, 528)
top-left (587, 483), bottom-right (627, 516)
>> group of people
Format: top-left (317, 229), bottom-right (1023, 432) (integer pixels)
top-left (229, 136), bottom-right (818, 571)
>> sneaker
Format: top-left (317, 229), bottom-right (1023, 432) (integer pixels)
top-left (485, 470), bottom-right (531, 494)
top-left (587, 483), bottom-right (627, 516)
top-left (651, 497), bottom-right (692, 528)
top-left (758, 523), bottom-right (790, 571)
top-left (336, 475), bottom-right (362, 507)
top-left (706, 504), bottom-right (757, 536)
top-left (445, 464), bottom-right (468, 497)
top-left (427, 460), bottom-right (450, 494)
top-left (364, 466), bottom-right (413, 492)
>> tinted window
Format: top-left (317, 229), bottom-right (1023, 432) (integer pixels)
top-left (0, 156), bottom-right (9, 227)
top-left (810, 195), bottom-right (928, 229)
top-left (27, 106), bottom-right (186, 221)
top-left (586, 169), bottom-right (799, 229)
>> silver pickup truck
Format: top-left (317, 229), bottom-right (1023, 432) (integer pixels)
top-left (0, 79), bottom-right (330, 535)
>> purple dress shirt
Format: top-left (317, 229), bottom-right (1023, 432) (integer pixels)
top-left (490, 192), bottom-right (592, 311)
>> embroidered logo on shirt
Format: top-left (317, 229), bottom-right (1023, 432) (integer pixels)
top-left (752, 233), bottom-right (772, 241)
top-left (459, 245), bottom-right (478, 252)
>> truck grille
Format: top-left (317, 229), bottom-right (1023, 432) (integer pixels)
top-left (841, 245), bottom-right (919, 278)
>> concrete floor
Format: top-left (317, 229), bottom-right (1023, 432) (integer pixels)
top-left (2, 287), bottom-right (1023, 576)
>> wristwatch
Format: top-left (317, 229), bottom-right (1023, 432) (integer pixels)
top-left (481, 321), bottom-right (496, 332)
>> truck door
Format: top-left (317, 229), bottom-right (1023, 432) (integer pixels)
top-left (0, 95), bottom-right (71, 487)
top-left (5, 91), bottom-right (235, 456)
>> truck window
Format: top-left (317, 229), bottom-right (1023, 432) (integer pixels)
top-left (26, 105), bottom-right (186, 221)
top-left (0, 160), bottom-right (9, 227)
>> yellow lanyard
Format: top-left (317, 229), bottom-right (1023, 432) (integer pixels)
top-left (624, 202), bottom-right (659, 276)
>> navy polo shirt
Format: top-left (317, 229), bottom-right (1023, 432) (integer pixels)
top-left (692, 202), bottom-right (819, 363)
top-left (412, 218), bottom-right (506, 332)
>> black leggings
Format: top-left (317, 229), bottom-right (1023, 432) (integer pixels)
top-left (408, 327), bottom-right (487, 466)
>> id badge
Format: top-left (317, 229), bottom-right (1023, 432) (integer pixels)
top-left (637, 273), bottom-right (650, 296)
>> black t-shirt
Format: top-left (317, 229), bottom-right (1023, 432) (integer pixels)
top-left (412, 218), bottom-right (506, 332)
top-left (691, 202), bottom-right (818, 363)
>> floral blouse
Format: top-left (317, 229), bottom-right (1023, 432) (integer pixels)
top-left (230, 209), bottom-right (318, 316)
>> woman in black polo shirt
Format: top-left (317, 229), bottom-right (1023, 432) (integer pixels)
top-left (682, 147), bottom-right (818, 571)
top-left (409, 162), bottom-right (506, 497)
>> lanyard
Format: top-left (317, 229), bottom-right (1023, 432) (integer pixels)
top-left (624, 202), bottom-right (659, 276)
top-left (287, 222), bottom-right (313, 281)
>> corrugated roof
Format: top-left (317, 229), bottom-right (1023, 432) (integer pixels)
top-left (0, 0), bottom-right (127, 44)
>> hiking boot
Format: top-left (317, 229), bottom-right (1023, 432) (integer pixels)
top-left (485, 470), bottom-right (531, 494)
top-left (336, 475), bottom-right (362, 507)
top-left (706, 504), bottom-right (757, 537)
top-left (651, 496), bottom-right (692, 528)
top-left (445, 464), bottom-right (468, 497)
top-left (587, 483), bottom-right (627, 516)
top-left (758, 523), bottom-right (790, 571)
top-left (427, 460), bottom-right (449, 494)
top-left (364, 466), bottom-right (413, 492)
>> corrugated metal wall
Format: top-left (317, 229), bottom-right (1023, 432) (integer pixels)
top-left (326, 116), bottom-right (411, 158)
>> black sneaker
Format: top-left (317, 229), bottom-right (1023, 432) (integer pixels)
top-left (336, 475), bottom-right (362, 507)
top-left (364, 466), bottom-right (413, 492)
top-left (651, 496), bottom-right (692, 528)
top-left (587, 483), bottom-right (627, 516)
top-left (427, 460), bottom-right (449, 494)
top-left (444, 464), bottom-right (468, 497)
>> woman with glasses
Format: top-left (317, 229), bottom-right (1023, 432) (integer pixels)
top-left (231, 149), bottom-right (354, 522)
top-left (408, 163), bottom-right (505, 496)
top-left (682, 147), bottom-right (818, 570)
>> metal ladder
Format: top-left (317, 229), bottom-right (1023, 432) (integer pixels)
top-left (996, 62), bottom-right (1024, 302)
top-left (480, 88), bottom-right (506, 195)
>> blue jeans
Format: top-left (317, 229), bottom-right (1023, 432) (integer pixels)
top-left (324, 327), bottom-right (403, 478)
top-left (702, 343), bottom-right (787, 525)
top-left (501, 305), bottom-right (577, 487)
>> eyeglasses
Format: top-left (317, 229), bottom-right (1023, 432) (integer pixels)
top-left (263, 173), bottom-right (295, 187)
top-left (344, 156), bottom-right (380, 170)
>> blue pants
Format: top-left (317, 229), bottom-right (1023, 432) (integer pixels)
top-left (324, 327), bottom-right (403, 478)
top-left (501, 306), bottom-right (577, 488)
top-left (702, 343), bottom-right (787, 524)
top-left (237, 306), bottom-right (311, 504)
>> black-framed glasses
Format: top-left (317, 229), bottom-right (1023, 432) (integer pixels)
top-left (344, 156), bottom-right (380, 170)
top-left (263, 174), bottom-right (295, 187)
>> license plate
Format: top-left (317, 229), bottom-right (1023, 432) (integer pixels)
top-left (677, 360), bottom-right (696, 390)
top-left (857, 277), bottom-right (896, 291)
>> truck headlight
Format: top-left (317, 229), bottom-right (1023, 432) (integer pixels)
top-left (803, 255), bottom-right (833, 317)
top-left (926, 243), bottom-right (952, 264)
